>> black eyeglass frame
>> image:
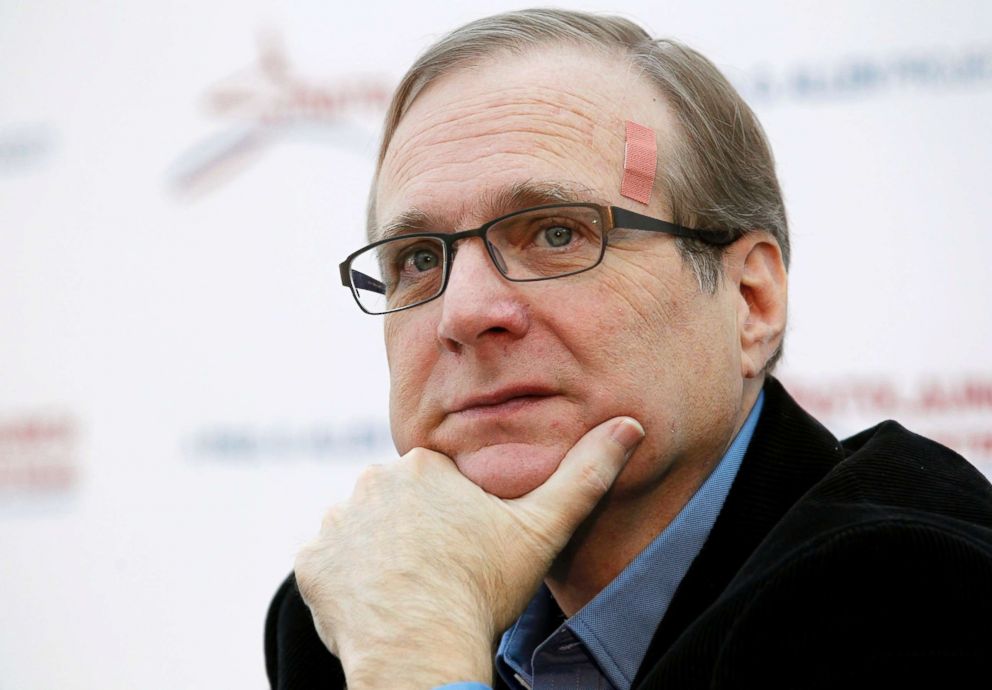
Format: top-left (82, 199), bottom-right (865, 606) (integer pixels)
top-left (339, 203), bottom-right (744, 315)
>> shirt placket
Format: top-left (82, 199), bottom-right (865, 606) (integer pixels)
top-left (530, 626), bottom-right (615, 690)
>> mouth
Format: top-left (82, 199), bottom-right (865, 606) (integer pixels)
top-left (447, 386), bottom-right (558, 418)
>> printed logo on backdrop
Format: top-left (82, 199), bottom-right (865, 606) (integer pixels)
top-left (785, 374), bottom-right (992, 476)
top-left (0, 123), bottom-right (57, 175)
top-left (0, 411), bottom-right (81, 493)
top-left (168, 33), bottom-right (392, 197)
top-left (186, 419), bottom-right (393, 463)
top-left (186, 375), bottom-right (992, 472)
top-left (166, 37), bottom-right (992, 196)
top-left (739, 46), bottom-right (992, 103)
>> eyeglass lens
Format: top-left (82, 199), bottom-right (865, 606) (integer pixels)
top-left (348, 205), bottom-right (605, 314)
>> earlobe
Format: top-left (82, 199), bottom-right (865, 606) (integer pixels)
top-left (735, 235), bottom-right (788, 378)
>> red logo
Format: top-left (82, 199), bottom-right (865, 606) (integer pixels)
top-left (785, 374), bottom-right (992, 472)
top-left (168, 33), bottom-right (393, 197)
top-left (0, 412), bottom-right (80, 491)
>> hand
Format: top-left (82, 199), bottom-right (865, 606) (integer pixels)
top-left (293, 416), bottom-right (644, 690)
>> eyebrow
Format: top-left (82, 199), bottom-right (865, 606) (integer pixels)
top-left (375, 180), bottom-right (606, 241)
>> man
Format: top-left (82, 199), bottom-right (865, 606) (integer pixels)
top-left (266, 9), bottom-right (992, 689)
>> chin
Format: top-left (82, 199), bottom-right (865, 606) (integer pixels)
top-left (454, 442), bottom-right (566, 499)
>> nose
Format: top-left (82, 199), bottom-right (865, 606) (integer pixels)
top-left (436, 238), bottom-right (530, 353)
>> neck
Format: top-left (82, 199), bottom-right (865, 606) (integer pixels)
top-left (545, 378), bottom-right (764, 616)
top-left (544, 456), bottom-right (709, 615)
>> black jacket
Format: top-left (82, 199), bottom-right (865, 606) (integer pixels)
top-left (265, 378), bottom-right (992, 689)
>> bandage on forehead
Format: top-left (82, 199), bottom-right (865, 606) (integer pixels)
top-left (620, 120), bottom-right (657, 205)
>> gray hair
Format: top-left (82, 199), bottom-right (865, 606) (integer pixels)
top-left (370, 8), bottom-right (789, 369)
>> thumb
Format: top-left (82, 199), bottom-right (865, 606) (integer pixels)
top-left (514, 416), bottom-right (644, 546)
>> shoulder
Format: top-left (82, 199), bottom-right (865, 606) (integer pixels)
top-left (712, 421), bottom-right (992, 687)
top-left (826, 419), bottom-right (992, 525)
top-left (733, 418), bottom-right (992, 609)
top-left (726, 415), bottom-right (992, 588)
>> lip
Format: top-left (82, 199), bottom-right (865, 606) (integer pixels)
top-left (447, 385), bottom-right (558, 416)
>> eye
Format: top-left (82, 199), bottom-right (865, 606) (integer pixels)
top-left (542, 225), bottom-right (573, 248)
top-left (406, 247), bottom-right (440, 272)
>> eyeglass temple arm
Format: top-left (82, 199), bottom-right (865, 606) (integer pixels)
top-left (339, 262), bottom-right (387, 295)
top-left (610, 207), bottom-right (743, 246)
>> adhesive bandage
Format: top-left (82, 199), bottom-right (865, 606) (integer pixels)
top-left (620, 120), bottom-right (657, 205)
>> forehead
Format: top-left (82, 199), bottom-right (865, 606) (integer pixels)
top-left (374, 47), bottom-right (673, 235)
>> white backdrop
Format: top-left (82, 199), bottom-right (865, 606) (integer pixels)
top-left (3, 1), bottom-right (991, 688)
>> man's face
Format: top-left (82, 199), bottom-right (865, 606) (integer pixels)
top-left (375, 48), bottom-right (748, 499)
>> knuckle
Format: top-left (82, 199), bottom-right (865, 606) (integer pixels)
top-left (320, 504), bottom-right (342, 531)
top-left (403, 447), bottom-right (444, 474)
top-left (360, 462), bottom-right (385, 479)
top-left (403, 446), bottom-right (432, 464)
top-left (294, 540), bottom-right (338, 605)
top-left (354, 463), bottom-right (386, 490)
top-left (293, 548), bottom-right (318, 595)
top-left (577, 462), bottom-right (611, 495)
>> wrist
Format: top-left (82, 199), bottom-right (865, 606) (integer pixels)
top-left (342, 627), bottom-right (494, 690)
top-left (345, 657), bottom-right (492, 690)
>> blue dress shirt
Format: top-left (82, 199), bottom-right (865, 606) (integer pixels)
top-left (438, 392), bottom-right (765, 690)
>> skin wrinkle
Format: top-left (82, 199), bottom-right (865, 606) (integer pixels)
top-left (404, 113), bottom-right (594, 153)
top-left (598, 237), bottom-right (692, 327)
top-left (387, 124), bottom-right (597, 204)
top-left (368, 62), bottom-right (633, 236)
top-left (396, 84), bottom-right (604, 146)
top-left (394, 95), bottom-right (593, 145)
top-left (384, 88), bottom-right (616, 209)
top-left (603, 262), bottom-right (682, 329)
top-left (384, 154), bottom-right (584, 229)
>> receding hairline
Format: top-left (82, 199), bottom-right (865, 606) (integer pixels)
top-left (376, 9), bottom-right (653, 164)
top-left (368, 43), bottom-right (668, 242)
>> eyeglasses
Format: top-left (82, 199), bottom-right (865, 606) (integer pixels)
top-left (339, 203), bottom-right (743, 315)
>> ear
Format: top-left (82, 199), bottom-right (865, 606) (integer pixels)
top-left (729, 233), bottom-right (788, 379)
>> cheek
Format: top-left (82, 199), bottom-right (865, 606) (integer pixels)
top-left (385, 314), bottom-right (438, 451)
top-left (559, 267), bottom-right (685, 374)
top-left (558, 265), bottom-right (737, 447)
top-left (545, 293), bottom-right (667, 433)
